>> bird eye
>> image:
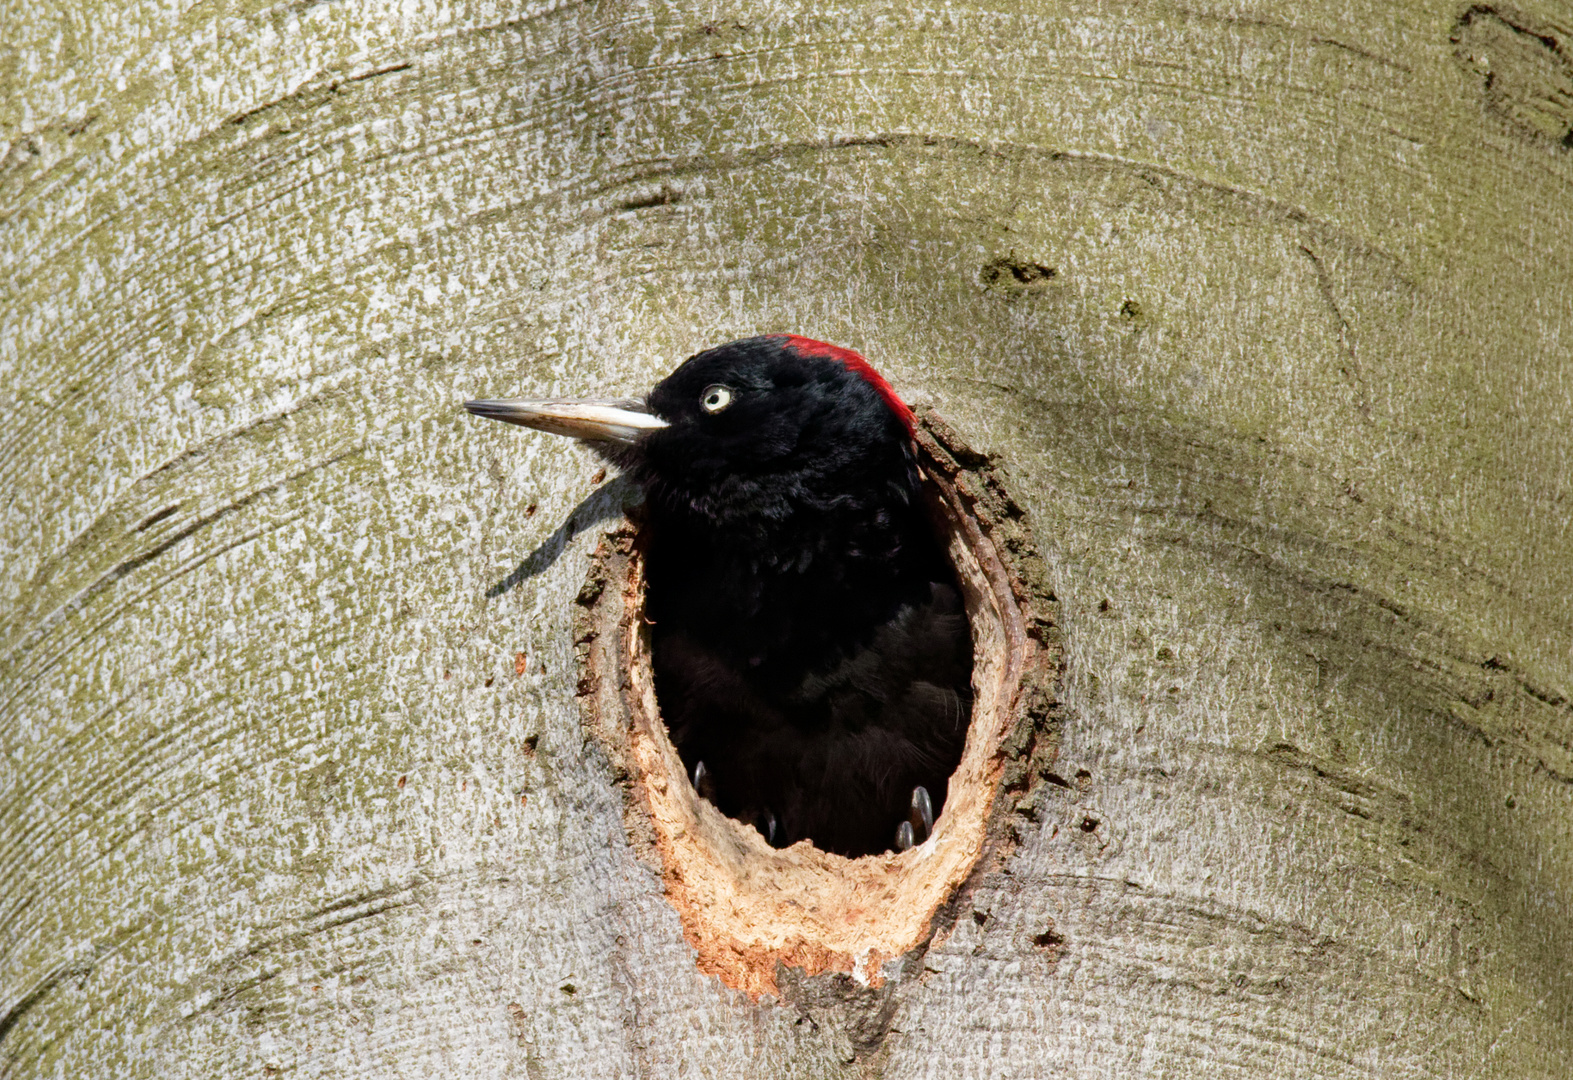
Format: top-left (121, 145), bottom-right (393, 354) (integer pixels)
top-left (700, 384), bottom-right (733, 413)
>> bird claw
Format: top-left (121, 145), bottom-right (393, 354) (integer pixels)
top-left (911, 785), bottom-right (934, 838)
top-left (695, 762), bottom-right (785, 848)
top-left (693, 760), bottom-right (717, 803)
top-left (895, 785), bottom-right (934, 852)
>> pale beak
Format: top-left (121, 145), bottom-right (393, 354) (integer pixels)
top-left (463, 398), bottom-right (670, 445)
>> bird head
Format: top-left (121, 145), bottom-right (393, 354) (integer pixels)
top-left (466, 335), bottom-right (917, 528)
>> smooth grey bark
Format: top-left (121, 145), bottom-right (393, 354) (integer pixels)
top-left (3, 0), bottom-right (1571, 1075)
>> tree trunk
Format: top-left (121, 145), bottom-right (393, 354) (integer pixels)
top-left (3, 1), bottom-right (1570, 1075)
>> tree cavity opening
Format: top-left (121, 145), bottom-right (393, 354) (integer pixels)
top-left (573, 408), bottom-right (1061, 998)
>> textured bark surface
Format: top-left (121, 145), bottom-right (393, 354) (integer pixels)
top-left (3, 0), bottom-right (1571, 1076)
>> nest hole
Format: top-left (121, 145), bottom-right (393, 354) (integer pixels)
top-left (573, 408), bottom-right (1061, 998)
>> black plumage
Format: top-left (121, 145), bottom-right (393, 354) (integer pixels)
top-left (466, 335), bottom-right (973, 856)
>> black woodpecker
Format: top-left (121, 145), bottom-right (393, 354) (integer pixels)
top-left (466, 335), bottom-right (972, 857)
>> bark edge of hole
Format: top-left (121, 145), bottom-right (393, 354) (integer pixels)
top-left (573, 406), bottom-right (1063, 999)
